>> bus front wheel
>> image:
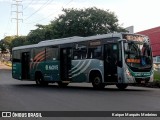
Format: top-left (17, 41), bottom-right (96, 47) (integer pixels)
top-left (116, 84), bottom-right (128, 90)
top-left (92, 74), bottom-right (105, 89)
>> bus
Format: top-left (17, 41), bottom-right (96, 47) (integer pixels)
top-left (12, 33), bottom-right (153, 90)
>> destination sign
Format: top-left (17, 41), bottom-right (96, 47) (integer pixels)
top-left (123, 34), bottom-right (148, 42)
top-left (126, 59), bottom-right (140, 63)
top-left (89, 41), bottom-right (101, 46)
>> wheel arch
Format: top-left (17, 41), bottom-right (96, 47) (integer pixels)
top-left (34, 70), bottom-right (43, 80)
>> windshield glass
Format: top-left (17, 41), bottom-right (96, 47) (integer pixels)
top-left (124, 41), bottom-right (152, 68)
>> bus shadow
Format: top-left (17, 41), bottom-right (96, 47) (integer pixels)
top-left (12, 83), bottom-right (151, 92)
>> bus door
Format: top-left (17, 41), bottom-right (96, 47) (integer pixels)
top-left (104, 43), bottom-right (118, 82)
top-left (21, 52), bottom-right (30, 79)
top-left (60, 48), bottom-right (72, 81)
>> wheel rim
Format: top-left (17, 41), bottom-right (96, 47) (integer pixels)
top-left (94, 77), bottom-right (101, 85)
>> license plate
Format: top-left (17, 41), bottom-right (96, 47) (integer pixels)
top-left (141, 80), bottom-right (145, 83)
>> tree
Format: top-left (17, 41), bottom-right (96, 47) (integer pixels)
top-left (11, 36), bottom-right (27, 49)
top-left (0, 40), bottom-right (7, 54)
top-left (1, 36), bottom-right (16, 53)
top-left (27, 24), bottom-right (51, 44)
top-left (26, 7), bottom-right (126, 42)
top-left (51, 7), bottom-right (126, 38)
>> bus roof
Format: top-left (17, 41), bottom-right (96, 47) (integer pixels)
top-left (12, 33), bottom-right (146, 51)
top-left (12, 44), bottom-right (37, 50)
top-left (12, 33), bottom-right (122, 51)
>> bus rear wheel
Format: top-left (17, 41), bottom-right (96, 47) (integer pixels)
top-left (35, 74), bottom-right (48, 86)
top-left (116, 84), bottom-right (128, 90)
top-left (92, 74), bottom-right (105, 89)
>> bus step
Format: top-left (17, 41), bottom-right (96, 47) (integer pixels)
top-left (62, 81), bottom-right (70, 83)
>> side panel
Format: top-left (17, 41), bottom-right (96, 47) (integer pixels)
top-left (12, 63), bottom-right (22, 80)
top-left (43, 61), bottom-right (60, 81)
top-left (29, 61), bottom-right (60, 82)
top-left (70, 59), bottom-right (104, 82)
top-left (70, 60), bottom-right (87, 82)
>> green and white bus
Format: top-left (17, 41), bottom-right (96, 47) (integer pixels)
top-left (12, 33), bottom-right (153, 89)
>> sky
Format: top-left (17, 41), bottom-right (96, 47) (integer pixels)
top-left (0, 0), bottom-right (160, 40)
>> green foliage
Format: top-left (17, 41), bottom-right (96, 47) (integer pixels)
top-left (26, 24), bottom-right (52, 44)
top-left (27, 7), bottom-right (126, 42)
top-left (51, 7), bottom-right (126, 38)
top-left (0, 40), bottom-right (7, 53)
top-left (11, 36), bottom-right (27, 48)
top-left (1, 7), bottom-right (127, 49)
top-left (10, 36), bottom-right (27, 53)
top-left (0, 36), bottom-right (16, 53)
top-left (154, 71), bottom-right (160, 81)
top-left (0, 36), bottom-right (28, 53)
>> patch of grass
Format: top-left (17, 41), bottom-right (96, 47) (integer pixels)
top-left (6, 63), bottom-right (12, 67)
top-left (3, 61), bottom-right (12, 67)
top-left (154, 70), bottom-right (160, 81)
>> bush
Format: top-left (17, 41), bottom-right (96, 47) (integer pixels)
top-left (154, 71), bottom-right (160, 81)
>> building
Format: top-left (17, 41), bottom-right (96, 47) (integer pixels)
top-left (136, 26), bottom-right (160, 63)
top-left (125, 26), bottom-right (134, 33)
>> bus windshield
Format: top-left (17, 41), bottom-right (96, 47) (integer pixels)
top-left (124, 41), bottom-right (152, 69)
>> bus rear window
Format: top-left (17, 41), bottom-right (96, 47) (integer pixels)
top-left (12, 50), bottom-right (21, 62)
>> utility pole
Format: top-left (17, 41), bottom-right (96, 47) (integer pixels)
top-left (11, 0), bottom-right (23, 36)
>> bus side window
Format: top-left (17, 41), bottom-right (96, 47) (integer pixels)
top-left (12, 50), bottom-right (21, 62)
top-left (46, 47), bottom-right (58, 61)
top-left (34, 47), bottom-right (45, 62)
top-left (73, 43), bottom-right (87, 60)
top-left (88, 46), bottom-right (102, 59)
top-left (73, 50), bottom-right (80, 60)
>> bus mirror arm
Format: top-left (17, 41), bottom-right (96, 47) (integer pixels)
top-left (118, 39), bottom-right (127, 42)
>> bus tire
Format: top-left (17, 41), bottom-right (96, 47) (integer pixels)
top-left (57, 81), bottom-right (69, 87)
top-left (116, 84), bottom-right (128, 90)
top-left (35, 73), bottom-right (48, 86)
top-left (91, 73), bottom-right (105, 89)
